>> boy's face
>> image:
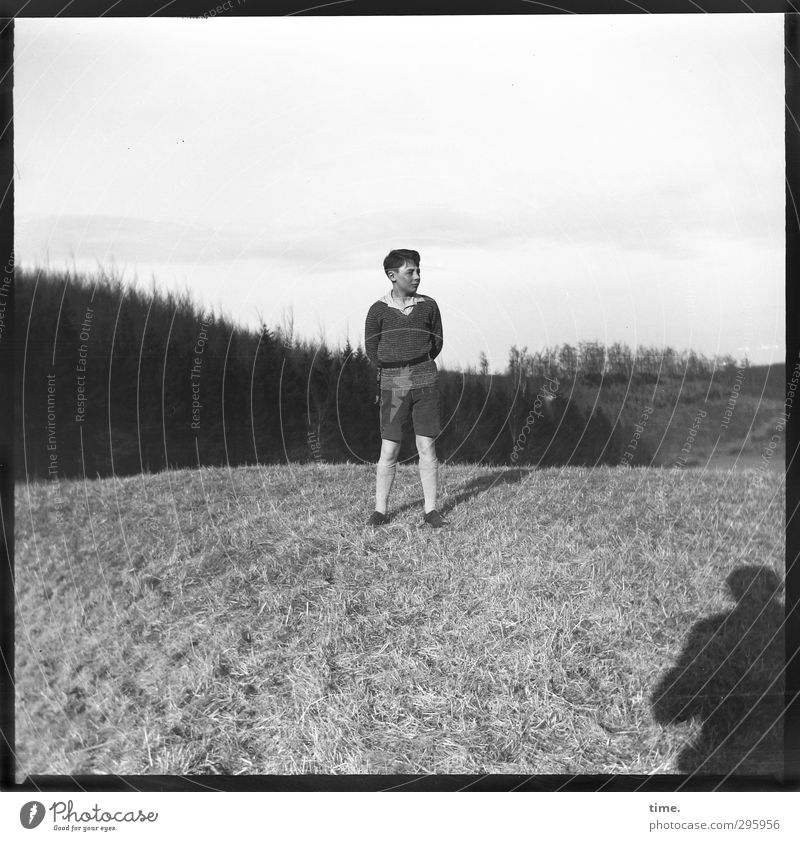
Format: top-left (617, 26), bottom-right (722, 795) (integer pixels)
top-left (389, 261), bottom-right (420, 297)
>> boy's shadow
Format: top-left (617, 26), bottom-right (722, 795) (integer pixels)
top-left (392, 468), bottom-right (530, 517)
top-left (650, 565), bottom-right (785, 776)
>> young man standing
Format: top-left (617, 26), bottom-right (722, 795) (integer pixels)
top-left (364, 249), bottom-right (447, 528)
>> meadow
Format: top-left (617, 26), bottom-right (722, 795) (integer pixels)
top-left (14, 462), bottom-right (785, 779)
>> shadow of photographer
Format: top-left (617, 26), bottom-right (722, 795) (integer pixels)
top-left (650, 565), bottom-right (785, 776)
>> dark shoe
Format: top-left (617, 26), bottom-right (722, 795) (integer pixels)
top-left (366, 510), bottom-right (390, 527)
top-left (423, 509), bottom-right (449, 528)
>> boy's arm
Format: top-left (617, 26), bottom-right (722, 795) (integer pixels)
top-left (364, 303), bottom-right (381, 367)
top-left (429, 300), bottom-right (444, 360)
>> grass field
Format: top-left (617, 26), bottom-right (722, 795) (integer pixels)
top-left (14, 462), bottom-right (785, 778)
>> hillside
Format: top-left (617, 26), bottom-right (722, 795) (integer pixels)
top-left (588, 371), bottom-right (786, 471)
top-left (14, 266), bottom-right (787, 480)
top-left (15, 463), bottom-right (785, 777)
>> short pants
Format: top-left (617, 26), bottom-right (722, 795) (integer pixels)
top-left (379, 385), bottom-right (441, 442)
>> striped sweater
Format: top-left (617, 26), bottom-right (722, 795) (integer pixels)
top-left (364, 295), bottom-right (443, 389)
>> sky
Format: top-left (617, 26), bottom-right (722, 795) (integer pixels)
top-left (15, 14), bottom-right (784, 371)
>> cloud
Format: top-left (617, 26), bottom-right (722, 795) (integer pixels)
top-left (17, 214), bottom-right (258, 265)
top-left (18, 175), bottom-right (780, 278)
top-left (15, 208), bottom-right (524, 271)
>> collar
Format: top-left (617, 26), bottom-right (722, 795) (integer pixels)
top-left (382, 291), bottom-right (424, 312)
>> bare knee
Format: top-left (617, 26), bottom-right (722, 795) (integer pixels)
top-left (416, 435), bottom-right (437, 462)
top-left (379, 440), bottom-right (401, 466)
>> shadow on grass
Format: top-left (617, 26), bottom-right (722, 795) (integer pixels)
top-left (391, 468), bottom-right (530, 517)
top-left (650, 565), bottom-right (785, 776)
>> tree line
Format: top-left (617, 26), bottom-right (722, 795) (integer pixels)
top-left (13, 267), bottom-right (774, 481)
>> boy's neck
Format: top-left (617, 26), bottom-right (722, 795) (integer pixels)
top-left (391, 287), bottom-right (416, 302)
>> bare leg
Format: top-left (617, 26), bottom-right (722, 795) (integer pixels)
top-left (375, 438), bottom-right (401, 514)
top-left (416, 434), bottom-right (438, 514)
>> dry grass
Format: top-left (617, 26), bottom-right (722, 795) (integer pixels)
top-left (14, 463), bottom-right (785, 778)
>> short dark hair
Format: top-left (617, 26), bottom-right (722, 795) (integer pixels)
top-left (383, 249), bottom-right (420, 278)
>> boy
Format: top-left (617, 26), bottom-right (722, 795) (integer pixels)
top-left (364, 249), bottom-right (447, 528)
